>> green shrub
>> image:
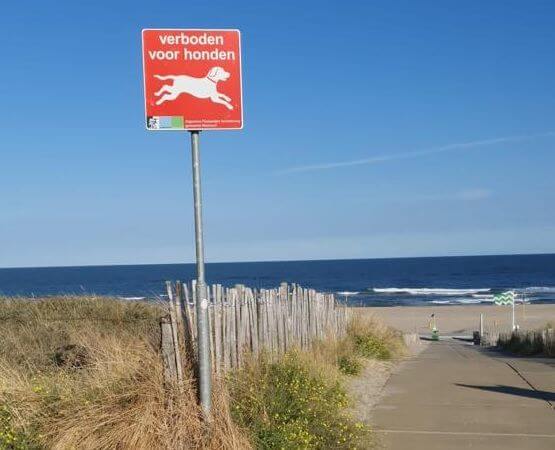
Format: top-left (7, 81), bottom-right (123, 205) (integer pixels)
top-left (353, 334), bottom-right (391, 360)
top-left (229, 352), bottom-right (367, 449)
top-left (337, 355), bottom-right (363, 376)
top-left (0, 405), bottom-right (39, 450)
top-left (343, 315), bottom-right (405, 364)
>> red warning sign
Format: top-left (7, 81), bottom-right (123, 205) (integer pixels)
top-left (142, 29), bottom-right (243, 130)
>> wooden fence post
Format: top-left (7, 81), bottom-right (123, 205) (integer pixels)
top-left (160, 316), bottom-right (178, 383)
top-left (166, 282), bottom-right (183, 382)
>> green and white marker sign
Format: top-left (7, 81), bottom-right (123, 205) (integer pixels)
top-left (493, 291), bottom-right (515, 306)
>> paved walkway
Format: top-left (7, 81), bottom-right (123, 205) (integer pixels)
top-left (372, 338), bottom-right (555, 449)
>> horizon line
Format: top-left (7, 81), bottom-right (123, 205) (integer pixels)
top-left (2, 251), bottom-right (554, 270)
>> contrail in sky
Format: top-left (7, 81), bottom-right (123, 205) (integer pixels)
top-left (277, 131), bottom-right (555, 174)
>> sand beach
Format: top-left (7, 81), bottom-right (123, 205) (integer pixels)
top-left (357, 303), bottom-right (555, 335)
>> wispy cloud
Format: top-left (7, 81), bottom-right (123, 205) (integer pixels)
top-left (415, 188), bottom-right (493, 202)
top-left (277, 131), bottom-right (555, 174)
top-left (456, 188), bottom-right (492, 201)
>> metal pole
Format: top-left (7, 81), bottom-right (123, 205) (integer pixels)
top-left (190, 130), bottom-right (211, 417)
top-left (512, 295), bottom-right (515, 331)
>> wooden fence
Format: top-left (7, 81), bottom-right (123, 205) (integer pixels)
top-left (161, 281), bottom-right (349, 376)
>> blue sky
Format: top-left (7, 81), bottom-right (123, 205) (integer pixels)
top-left (1, 0), bottom-right (554, 267)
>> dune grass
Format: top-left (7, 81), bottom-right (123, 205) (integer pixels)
top-left (497, 323), bottom-right (555, 357)
top-left (0, 298), bottom-right (404, 449)
top-left (0, 296), bottom-right (249, 450)
top-left (331, 314), bottom-right (406, 377)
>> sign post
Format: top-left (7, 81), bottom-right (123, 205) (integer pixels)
top-left (142, 29), bottom-right (243, 418)
top-left (190, 130), bottom-right (211, 415)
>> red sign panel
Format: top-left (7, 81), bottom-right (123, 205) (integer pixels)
top-left (142, 29), bottom-right (243, 131)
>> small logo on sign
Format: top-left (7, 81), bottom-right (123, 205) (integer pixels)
top-left (147, 116), bottom-right (160, 129)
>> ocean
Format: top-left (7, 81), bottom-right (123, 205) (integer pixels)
top-left (1, 254), bottom-right (554, 306)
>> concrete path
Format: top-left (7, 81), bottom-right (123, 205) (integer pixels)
top-left (372, 339), bottom-right (555, 449)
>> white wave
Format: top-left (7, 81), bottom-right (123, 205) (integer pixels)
top-left (515, 287), bottom-right (555, 294)
top-left (430, 298), bottom-right (484, 305)
top-left (337, 291), bottom-right (360, 296)
top-left (372, 288), bottom-right (490, 296)
top-left (454, 298), bottom-right (482, 304)
top-left (119, 296), bottom-right (146, 301)
top-left (472, 294), bottom-right (494, 299)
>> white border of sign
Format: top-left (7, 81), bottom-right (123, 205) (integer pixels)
top-left (141, 28), bottom-right (244, 131)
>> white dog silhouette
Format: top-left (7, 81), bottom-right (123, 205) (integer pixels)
top-left (153, 67), bottom-right (233, 110)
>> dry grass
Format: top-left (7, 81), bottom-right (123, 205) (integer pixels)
top-left (310, 313), bottom-right (406, 377)
top-left (347, 314), bottom-right (406, 357)
top-left (0, 296), bottom-right (250, 450)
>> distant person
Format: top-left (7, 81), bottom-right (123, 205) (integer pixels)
top-left (429, 313), bottom-right (438, 331)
